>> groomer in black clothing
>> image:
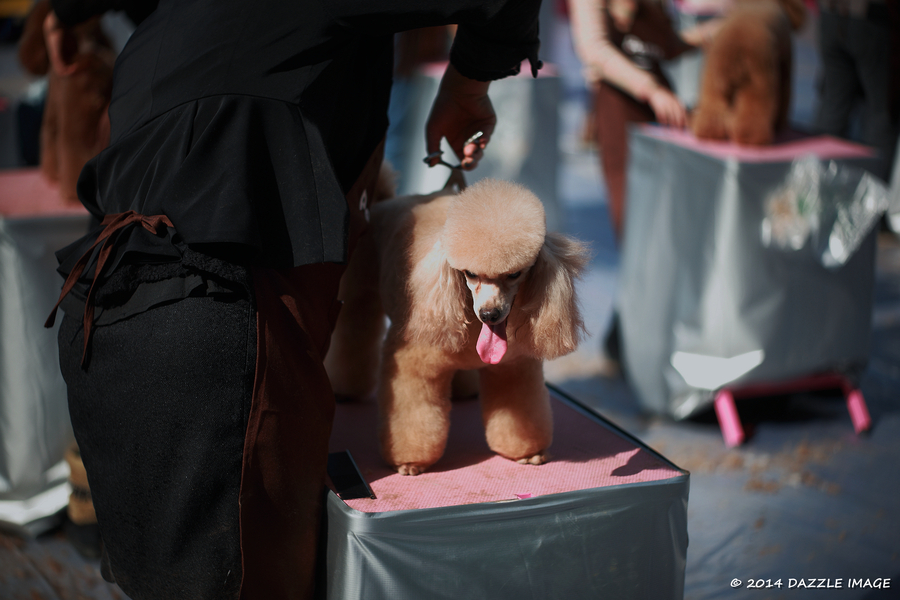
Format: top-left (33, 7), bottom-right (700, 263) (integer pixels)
top-left (44, 1), bottom-right (543, 598)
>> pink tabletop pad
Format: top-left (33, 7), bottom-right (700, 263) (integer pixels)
top-left (328, 392), bottom-right (682, 513)
top-left (0, 169), bottom-right (88, 218)
top-left (639, 125), bottom-right (875, 163)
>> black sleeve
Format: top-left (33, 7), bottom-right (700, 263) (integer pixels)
top-left (325, 0), bottom-right (544, 82)
top-left (449, 0), bottom-right (543, 81)
top-left (50, 0), bottom-right (159, 27)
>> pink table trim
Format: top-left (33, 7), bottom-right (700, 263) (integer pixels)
top-left (0, 169), bottom-right (88, 218)
top-left (638, 126), bottom-right (875, 163)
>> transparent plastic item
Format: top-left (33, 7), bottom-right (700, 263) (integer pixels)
top-left (887, 136), bottom-right (900, 235)
top-left (762, 155), bottom-right (890, 267)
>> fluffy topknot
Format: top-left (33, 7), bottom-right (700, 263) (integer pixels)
top-left (441, 179), bottom-right (546, 276)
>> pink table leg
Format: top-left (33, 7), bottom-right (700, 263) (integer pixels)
top-left (845, 388), bottom-right (872, 434)
top-left (714, 389), bottom-right (745, 447)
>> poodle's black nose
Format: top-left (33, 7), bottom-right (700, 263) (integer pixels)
top-left (480, 308), bottom-right (502, 324)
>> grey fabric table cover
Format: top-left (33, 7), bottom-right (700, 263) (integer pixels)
top-left (619, 126), bottom-right (881, 419)
top-left (0, 170), bottom-right (90, 534)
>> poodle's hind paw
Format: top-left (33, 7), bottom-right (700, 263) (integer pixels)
top-left (516, 453), bottom-right (547, 466)
top-left (396, 463), bottom-right (427, 476)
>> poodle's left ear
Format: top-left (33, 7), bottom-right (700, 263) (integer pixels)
top-left (779, 0), bottom-right (806, 30)
top-left (516, 232), bottom-right (590, 359)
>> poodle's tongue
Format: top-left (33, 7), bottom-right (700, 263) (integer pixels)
top-left (477, 320), bottom-right (508, 364)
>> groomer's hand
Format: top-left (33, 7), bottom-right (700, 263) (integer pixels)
top-left (425, 64), bottom-right (496, 170)
top-left (647, 86), bottom-right (687, 129)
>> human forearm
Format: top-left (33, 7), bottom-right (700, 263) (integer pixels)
top-left (567, 0), bottom-right (660, 101)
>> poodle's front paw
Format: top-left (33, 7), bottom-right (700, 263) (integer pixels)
top-left (516, 453), bottom-right (547, 466)
top-left (396, 463), bottom-right (427, 476)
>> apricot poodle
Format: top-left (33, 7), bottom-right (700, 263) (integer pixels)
top-left (691, 0), bottom-right (806, 145)
top-left (327, 177), bottom-right (589, 475)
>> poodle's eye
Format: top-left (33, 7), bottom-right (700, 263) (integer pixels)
top-left (507, 271), bottom-right (522, 280)
top-left (464, 270), bottom-right (477, 279)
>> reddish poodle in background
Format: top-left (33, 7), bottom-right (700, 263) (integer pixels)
top-left (691, 0), bottom-right (806, 145)
top-left (326, 176), bottom-right (589, 476)
top-left (17, 0), bottom-right (115, 203)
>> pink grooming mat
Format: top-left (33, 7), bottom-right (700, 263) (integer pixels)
top-left (0, 169), bottom-right (88, 218)
top-left (328, 390), bottom-right (682, 513)
top-left (639, 126), bottom-right (875, 163)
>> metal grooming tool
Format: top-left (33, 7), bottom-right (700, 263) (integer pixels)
top-left (423, 131), bottom-right (485, 170)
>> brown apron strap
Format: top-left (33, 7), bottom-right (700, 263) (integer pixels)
top-left (238, 141), bottom-right (384, 600)
top-left (239, 263), bottom-right (343, 600)
top-left (45, 210), bottom-right (173, 367)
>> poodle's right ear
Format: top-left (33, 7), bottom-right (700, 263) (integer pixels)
top-left (404, 241), bottom-right (471, 352)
